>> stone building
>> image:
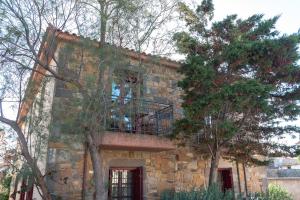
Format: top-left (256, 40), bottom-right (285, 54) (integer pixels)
top-left (14, 26), bottom-right (266, 200)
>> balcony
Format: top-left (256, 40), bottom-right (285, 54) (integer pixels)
top-left (99, 96), bottom-right (175, 151)
top-left (107, 95), bottom-right (173, 136)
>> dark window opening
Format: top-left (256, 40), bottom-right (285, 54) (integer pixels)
top-left (218, 168), bottom-right (233, 192)
top-left (108, 167), bottom-right (143, 200)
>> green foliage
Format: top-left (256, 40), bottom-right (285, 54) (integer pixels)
top-left (173, 0), bottom-right (300, 168)
top-left (0, 193), bottom-right (9, 200)
top-left (160, 184), bottom-right (293, 200)
top-left (247, 184), bottom-right (293, 200)
top-left (0, 174), bottom-right (12, 200)
top-left (267, 184), bottom-right (292, 200)
top-left (0, 176), bottom-right (11, 190)
top-left (160, 184), bottom-right (234, 200)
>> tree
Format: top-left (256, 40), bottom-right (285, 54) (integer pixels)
top-left (75, 0), bottom-right (179, 54)
top-left (173, 0), bottom-right (300, 186)
top-left (0, 0), bottom-right (78, 199)
top-left (0, 0), bottom-right (181, 200)
top-left (56, 1), bottom-right (180, 199)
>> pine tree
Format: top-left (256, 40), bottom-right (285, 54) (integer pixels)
top-left (174, 0), bottom-right (300, 185)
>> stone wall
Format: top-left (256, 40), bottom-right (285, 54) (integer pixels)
top-left (61, 41), bottom-right (183, 116)
top-left (246, 165), bottom-right (267, 193)
top-left (46, 142), bottom-right (208, 200)
top-left (13, 63), bottom-right (57, 200)
top-left (46, 142), bottom-right (85, 199)
top-left (46, 140), bottom-right (270, 200)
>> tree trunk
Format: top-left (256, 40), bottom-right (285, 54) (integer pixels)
top-left (31, 160), bottom-right (52, 200)
top-left (242, 162), bottom-right (248, 197)
top-left (236, 160), bottom-right (241, 194)
top-left (0, 117), bottom-right (52, 200)
top-left (208, 149), bottom-right (220, 186)
top-left (87, 133), bottom-right (106, 200)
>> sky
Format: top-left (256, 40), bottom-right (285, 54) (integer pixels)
top-left (212, 0), bottom-right (300, 35)
top-left (211, 0), bottom-right (300, 145)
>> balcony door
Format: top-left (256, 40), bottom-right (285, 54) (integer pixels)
top-left (111, 70), bottom-right (141, 133)
top-left (108, 167), bottom-right (143, 200)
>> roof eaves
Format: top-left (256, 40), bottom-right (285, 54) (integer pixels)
top-left (52, 27), bottom-right (181, 69)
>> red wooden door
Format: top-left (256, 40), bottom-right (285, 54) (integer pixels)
top-left (19, 179), bottom-right (34, 200)
top-left (132, 167), bottom-right (143, 200)
top-left (218, 168), bottom-right (233, 192)
top-left (26, 186), bottom-right (33, 200)
top-left (19, 180), bottom-right (26, 200)
top-left (222, 169), bottom-right (233, 190)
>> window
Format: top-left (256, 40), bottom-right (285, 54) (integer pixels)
top-left (108, 167), bottom-right (143, 200)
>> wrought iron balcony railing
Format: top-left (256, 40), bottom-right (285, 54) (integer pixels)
top-left (107, 95), bottom-right (173, 136)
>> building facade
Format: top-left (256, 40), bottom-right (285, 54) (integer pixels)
top-left (15, 27), bottom-right (266, 200)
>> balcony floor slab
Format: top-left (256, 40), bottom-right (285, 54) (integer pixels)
top-left (97, 132), bottom-right (176, 151)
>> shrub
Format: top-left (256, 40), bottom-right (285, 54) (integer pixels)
top-left (0, 174), bottom-right (11, 200)
top-left (246, 184), bottom-right (292, 200)
top-left (161, 184), bottom-right (234, 200)
top-left (267, 184), bottom-right (292, 200)
top-left (161, 184), bottom-right (293, 200)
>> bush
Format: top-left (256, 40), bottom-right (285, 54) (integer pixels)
top-left (161, 184), bottom-right (234, 200)
top-left (161, 184), bottom-right (293, 200)
top-left (246, 184), bottom-right (292, 200)
top-left (0, 174), bottom-right (11, 200)
top-left (0, 193), bottom-right (9, 200)
top-left (266, 184), bottom-right (292, 200)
